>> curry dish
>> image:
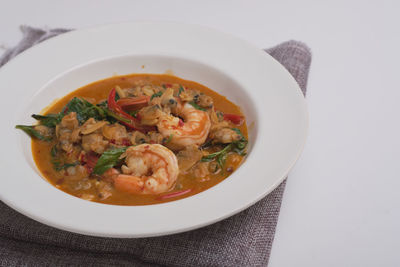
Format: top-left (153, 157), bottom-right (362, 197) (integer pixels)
top-left (16, 74), bottom-right (248, 205)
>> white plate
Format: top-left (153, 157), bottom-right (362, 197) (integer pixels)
top-left (0, 22), bottom-right (307, 238)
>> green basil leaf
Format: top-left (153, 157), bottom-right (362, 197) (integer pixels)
top-left (201, 144), bottom-right (232, 161)
top-left (231, 128), bottom-right (245, 138)
top-left (216, 111), bottom-right (224, 121)
top-left (93, 147), bottom-right (128, 175)
top-left (61, 97), bottom-right (129, 125)
top-left (128, 110), bottom-right (139, 118)
top-left (217, 151), bottom-right (228, 168)
top-left (96, 101), bottom-right (133, 124)
top-left (50, 144), bottom-right (78, 171)
top-left (200, 139), bottom-right (213, 149)
top-left (50, 145), bottom-right (58, 157)
top-left (15, 125), bottom-right (52, 141)
top-left (236, 141), bottom-right (246, 149)
top-left (200, 157), bottom-right (214, 162)
top-left (178, 85), bottom-right (184, 96)
top-left (231, 128), bottom-right (248, 154)
top-left (163, 134), bottom-right (173, 144)
top-left (62, 97), bottom-right (106, 124)
top-left (150, 91), bottom-right (163, 100)
top-left (32, 114), bottom-right (61, 128)
top-left (189, 101), bottom-right (206, 111)
top-left (97, 100), bottom-right (108, 108)
top-left (114, 91), bottom-right (120, 102)
top-left (102, 108), bottom-right (131, 123)
top-left (54, 161), bottom-right (80, 171)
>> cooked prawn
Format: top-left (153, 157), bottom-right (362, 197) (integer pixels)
top-left (113, 144), bottom-right (179, 194)
top-left (157, 103), bottom-right (211, 150)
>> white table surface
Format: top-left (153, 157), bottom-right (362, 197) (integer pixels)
top-left (1, 0), bottom-right (399, 266)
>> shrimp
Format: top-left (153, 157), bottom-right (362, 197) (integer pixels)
top-left (113, 144), bottom-right (179, 194)
top-left (157, 103), bottom-right (211, 150)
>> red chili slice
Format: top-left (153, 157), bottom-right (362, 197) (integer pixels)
top-left (107, 88), bottom-right (154, 133)
top-left (157, 189), bottom-right (192, 200)
top-left (223, 113), bottom-right (244, 125)
top-left (121, 138), bottom-right (131, 146)
top-left (116, 96), bottom-right (150, 111)
top-left (85, 152), bottom-right (99, 173)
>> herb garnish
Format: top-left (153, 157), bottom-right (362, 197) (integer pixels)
top-left (92, 147), bottom-right (127, 175)
top-left (34, 97), bottom-right (129, 126)
top-left (189, 101), bottom-right (206, 111)
top-left (20, 94), bottom-right (143, 139)
top-left (178, 85), bottom-right (184, 96)
top-left (231, 128), bottom-right (248, 155)
top-left (216, 111), bottom-right (224, 121)
top-left (32, 97), bottom-right (107, 127)
top-left (15, 125), bottom-right (52, 141)
top-left (53, 161), bottom-right (80, 172)
top-left (128, 110), bottom-right (139, 118)
top-left (103, 108), bottom-right (131, 123)
top-left (50, 145), bottom-right (79, 171)
top-left (201, 143), bottom-right (232, 168)
top-left (31, 114), bottom-right (61, 128)
top-left (201, 128), bottom-right (248, 167)
top-left (61, 97), bottom-right (106, 124)
top-left (50, 145), bottom-right (58, 158)
top-left (163, 134), bottom-right (173, 144)
top-left (150, 91), bottom-right (163, 100)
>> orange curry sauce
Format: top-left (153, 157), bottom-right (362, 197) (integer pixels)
top-left (32, 74), bottom-right (248, 205)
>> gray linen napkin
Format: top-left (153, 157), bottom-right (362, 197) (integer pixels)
top-left (0, 26), bottom-right (311, 267)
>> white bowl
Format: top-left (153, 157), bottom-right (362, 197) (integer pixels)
top-left (0, 22), bottom-right (307, 237)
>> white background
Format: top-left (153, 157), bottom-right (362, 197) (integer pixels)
top-left (1, 0), bottom-right (399, 266)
